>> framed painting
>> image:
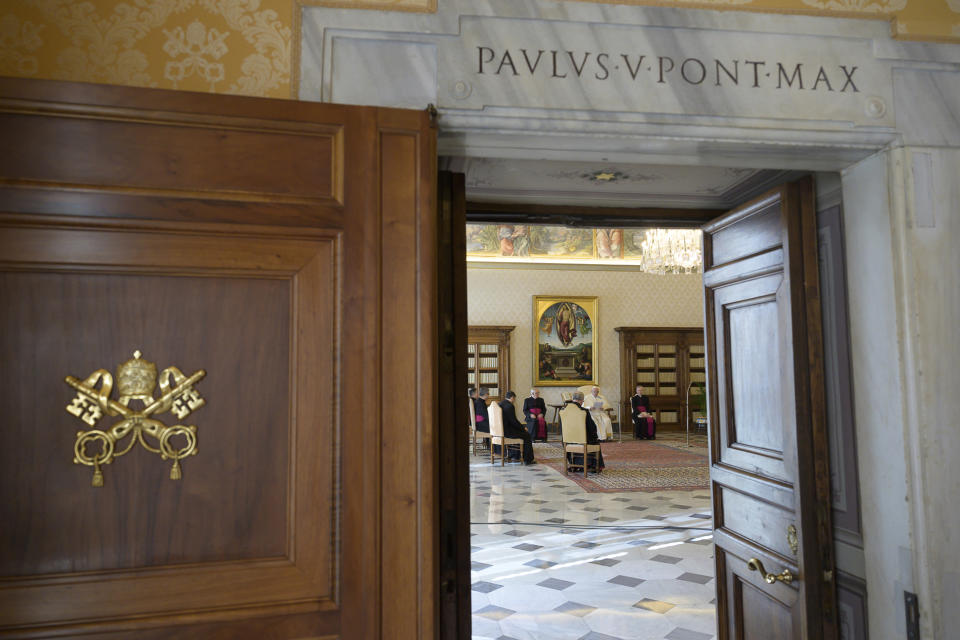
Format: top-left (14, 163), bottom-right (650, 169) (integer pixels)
top-left (533, 296), bottom-right (598, 386)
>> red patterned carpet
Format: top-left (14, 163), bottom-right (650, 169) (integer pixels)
top-left (532, 434), bottom-right (709, 492)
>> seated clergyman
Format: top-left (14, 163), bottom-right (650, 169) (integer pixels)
top-left (499, 391), bottom-right (535, 465)
top-left (563, 391), bottom-right (605, 472)
top-left (631, 384), bottom-right (656, 440)
top-left (473, 388), bottom-right (490, 433)
top-left (586, 386), bottom-right (614, 440)
top-left (523, 388), bottom-right (547, 441)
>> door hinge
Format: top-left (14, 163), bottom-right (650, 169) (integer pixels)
top-left (905, 591), bottom-right (920, 640)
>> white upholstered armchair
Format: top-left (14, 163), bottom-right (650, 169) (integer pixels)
top-left (559, 403), bottom-right (602, 477)
top-left (488, 401), bottom-right (523, 466)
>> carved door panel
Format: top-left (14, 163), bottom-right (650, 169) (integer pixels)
top-left (702, 178), bottom-right (837, 640)
top-left (0, 79), bottom-right (437, 639)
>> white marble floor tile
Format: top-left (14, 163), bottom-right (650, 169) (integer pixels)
top-left (661, 606), bottom-right (719, 635)
top-left (488, 583), bottom-right (570, 612)
top-left (499, 611), bottom-right (592, 640)
top-left (470, 614), bottom-right (503, 639)
top-left (583, 608), bottom-right (679, 639)
top-left (471, 592), bottom-right (492, 611)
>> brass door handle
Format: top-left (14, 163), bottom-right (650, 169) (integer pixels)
top-left (747, 558), bottom-right (795, 584)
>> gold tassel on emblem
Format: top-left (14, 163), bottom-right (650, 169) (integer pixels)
top-left (65, 351), bottom-right (205, 488)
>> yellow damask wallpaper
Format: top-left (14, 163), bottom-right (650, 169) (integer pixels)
top-left (0, 0), bottom-right (955, 101)
top-left (0, 0), bottom-right (294, 98)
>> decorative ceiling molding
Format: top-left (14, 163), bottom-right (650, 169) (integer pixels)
top-left (443, 156), bottom-right (806, 209)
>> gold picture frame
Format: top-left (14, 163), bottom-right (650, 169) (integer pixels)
top-left (533, 295), bottom-right (598, 387)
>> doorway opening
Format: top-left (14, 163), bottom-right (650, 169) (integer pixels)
top-left (466, 258), bottom-right (714, 640)
top-left (441, 161), bottom-right (854, 640)
top-left (452, 160), bottom-right (777, 640)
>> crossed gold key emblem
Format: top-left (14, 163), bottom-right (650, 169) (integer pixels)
top-left (65, 350), bottom-right (206, 487)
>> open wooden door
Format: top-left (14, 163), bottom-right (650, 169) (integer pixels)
top-left (435, 171), bottom-right (471, 639)
top-left (0, 78), bottom-right (438, 639)
top-left (702, 178), bottom-right (837, 639)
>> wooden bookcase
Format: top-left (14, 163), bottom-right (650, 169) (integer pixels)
top-left (467, 326), bottom-right (514, 402)
top-left (615, 327), bottom-right (705, 431)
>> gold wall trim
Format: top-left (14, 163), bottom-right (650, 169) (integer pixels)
top-left (299, 0), bottom-right (437, 13)
top-left (561, 0), bottom-right (957, 43)
top-left (292, 0), bottom-right (304, 100)
top-left (563, 0), bottom-right (896, 29)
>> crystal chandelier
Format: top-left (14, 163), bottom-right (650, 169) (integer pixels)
top-left (637, 228), bottom-right (703, 274)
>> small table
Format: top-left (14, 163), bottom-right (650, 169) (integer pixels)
top-left (604, 407), bottom-right (621, 442)
top-left (548, 403), bottom-right (564, 437)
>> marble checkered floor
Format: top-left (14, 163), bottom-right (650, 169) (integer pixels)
top-left (470, 455), bottom-right (717, 640)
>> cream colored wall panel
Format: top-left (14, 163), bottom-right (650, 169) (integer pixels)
top-left (467, 266), bottom-right (703, 409)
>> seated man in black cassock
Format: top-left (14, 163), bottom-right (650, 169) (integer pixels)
top-left (499, 391), bottom-right (536, 465)
top-left (473, 388), bottom-right (490, 433)
top-left (631, 384), bottom-right (656, 440)
top-left (563, 391), bottom-right (605, 472)
top-left (522, 388), bottom-right (548, 442)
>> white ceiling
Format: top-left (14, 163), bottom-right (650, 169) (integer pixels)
top-left (440, 157), bottom-right (795, 209)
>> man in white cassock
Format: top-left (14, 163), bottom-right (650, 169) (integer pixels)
top-left (586, 386), bottom-right (614, 440)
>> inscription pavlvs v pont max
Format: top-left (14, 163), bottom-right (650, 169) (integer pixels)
top-left (476, 47), bottom-right (861, 92)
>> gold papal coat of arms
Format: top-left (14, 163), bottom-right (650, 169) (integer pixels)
top-left (65, 350), bottom-right (206, 487)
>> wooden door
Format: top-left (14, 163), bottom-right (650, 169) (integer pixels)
top-left (436, 171), bottom-right (471, 640)
top-left (0, 78), bottom-right (437, 639)
top-left (702, 178), bottom-right (837, 639)
top-left (615, 327), bottom-right (703, 431)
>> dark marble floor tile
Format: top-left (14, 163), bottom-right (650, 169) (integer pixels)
top-left (472, 581), bottom-right (504, 593)
top-left (537, 577), bottom-right (575, 590)
top-left (607, 574), bottom-right (645, 587)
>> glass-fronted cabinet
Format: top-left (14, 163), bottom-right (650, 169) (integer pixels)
top-left (467, 326), bottom-right (513, 402)
top-left (616, 327), bottom-right (705, 430)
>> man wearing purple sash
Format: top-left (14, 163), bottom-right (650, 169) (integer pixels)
top-left (523, 388), bottom-right (548, 442)
top-left (631, 384), bottom-right (656, 440)
top-left (474, 387), bottom-right (490, 433)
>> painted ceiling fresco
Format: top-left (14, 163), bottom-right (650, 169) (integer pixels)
top-left (467, 224), bottom-right (704, 273)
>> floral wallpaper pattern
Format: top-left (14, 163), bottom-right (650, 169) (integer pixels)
top-left (0, 0), bottom-right (956, 100)
top-left (1, 0), bottom-right (291, 97)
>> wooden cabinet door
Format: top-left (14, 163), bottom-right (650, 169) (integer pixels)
top-left (702, 178), bottom-right (837, 639)
top-left (0, 79), bottom-right (437, 639)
